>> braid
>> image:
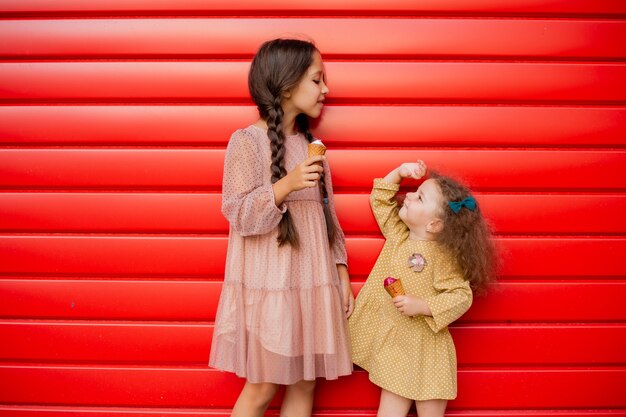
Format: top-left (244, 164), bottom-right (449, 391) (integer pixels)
top-left (297, 115), bottom-right (336, 245)
top-left (269, 96), bottom-right (299, 248)
top-left (268, 95), bottom-right (286, 180)
top-left (248, 38), bottom-right (320, 248)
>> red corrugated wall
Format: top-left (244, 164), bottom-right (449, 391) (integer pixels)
top-left (1, 1), bottom-right (625, 415)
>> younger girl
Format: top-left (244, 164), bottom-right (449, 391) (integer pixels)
top-left (349, 161), bottom-right (496, 417)
top-left (209, 39), bottom-right (353, 417)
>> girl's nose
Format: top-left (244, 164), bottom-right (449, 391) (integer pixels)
top-left (321, 81), bottom-right (329, 95)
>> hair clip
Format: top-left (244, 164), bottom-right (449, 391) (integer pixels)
top-left (322, 197), bottom-right (329, 205)
top-left (448, 196), bottom-right (476, 214)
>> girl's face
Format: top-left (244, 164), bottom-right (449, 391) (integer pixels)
top-left (399, 179), bottom-right (444, 237)
top-left (282, 51), bottom-right (329, 119)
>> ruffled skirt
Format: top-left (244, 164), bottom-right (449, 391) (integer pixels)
top-left (209, 201), bottom-right (352, 384)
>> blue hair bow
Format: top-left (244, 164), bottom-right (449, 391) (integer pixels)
top-left (448, 196), bottom-right (477, 214)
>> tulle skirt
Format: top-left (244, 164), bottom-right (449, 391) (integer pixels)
top-left (209, 200), bottom-right (353, 384)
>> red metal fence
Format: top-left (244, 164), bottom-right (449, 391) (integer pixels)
top-left (1, 1), bottom-right (625, 415)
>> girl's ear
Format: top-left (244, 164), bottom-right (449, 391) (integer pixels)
top-left (282, 89), bottom-right (292, 99)
top-left (427, 218), bottom-right (444, 234)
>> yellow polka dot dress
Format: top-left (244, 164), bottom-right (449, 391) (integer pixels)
top-left (348, 179), bottom-right (473, 400)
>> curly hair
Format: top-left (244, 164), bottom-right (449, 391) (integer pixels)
top-left (430, 172), bottom-right (498, 293)
top-left (248, 38), bottom-right (336, 247)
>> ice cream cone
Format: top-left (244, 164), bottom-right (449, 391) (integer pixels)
top-left (308, 140), bottom-right (326, 166)
top-left (384, 277), bottom-right (405, 297)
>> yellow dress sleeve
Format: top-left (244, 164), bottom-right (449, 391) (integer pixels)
top-left (369, 178), bottom-right (409, 240)
top-left (423, 255), bottom-right (473, 333)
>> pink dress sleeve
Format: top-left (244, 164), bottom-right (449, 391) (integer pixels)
top-left (221, 129), bottom-right (287, 236)
top-left (322, 160), bottom-right (348, 267)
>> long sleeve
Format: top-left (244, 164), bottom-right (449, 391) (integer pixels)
top-left (423, 257), bottom-right (473, 333)
top-left (322, 159), bottom-right (348, 267)
top-left (221, 129), bottom-right (287, 236)
top-left (369, 178), bottom-right (409, 240)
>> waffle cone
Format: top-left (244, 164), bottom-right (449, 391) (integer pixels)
top-left (308, 143), bottom-right (326, 167)
top-left (384, 279), bottom-right (405, 297)
top-left (308, 143), bottom-right (326, 157)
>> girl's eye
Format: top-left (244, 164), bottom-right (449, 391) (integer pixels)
top-left (313, 80), bottom-right (320, 84)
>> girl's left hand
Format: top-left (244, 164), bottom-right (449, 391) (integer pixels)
top-left (337, 265), bottom-right (354, 318)
top-left (392, 295), bottom-right (428, 317)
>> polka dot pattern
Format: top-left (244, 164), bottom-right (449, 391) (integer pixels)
top-left (348, 178), bottom-right (473, 400)
top-left (209, 125), bottom-right (352, 384)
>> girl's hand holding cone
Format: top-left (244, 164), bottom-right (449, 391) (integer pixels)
top-left (392, 294), bottom-right (432, 317)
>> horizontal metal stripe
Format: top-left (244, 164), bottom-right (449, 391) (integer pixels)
top-left (1, 193), bottom-right (625, 235)
top-left (1, 321), bottom-right (624, 365)
top-left (0, 365), bottom-right (624, 408)
top-left (0, 236), bottom-right (624, 277)
top-left (1, 149), bottom-right (624, 191)
top-left (1, 406), bottom-right (625, 417)
top-left (1, 62), bottom-right (625, 103)
top-left (1, 279), bottom-right (625, 323)
top-left (1, 0), bottom-right (625, 17)
top-left (2, 105), bottom-right (625, 147)
top-left (1, 19), bottom-right (625, 60)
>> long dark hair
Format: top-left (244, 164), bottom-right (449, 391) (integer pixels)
top-left (430, 172), bottom-right (497, 293)
top-left (248, 38), bottom-right (336, 248)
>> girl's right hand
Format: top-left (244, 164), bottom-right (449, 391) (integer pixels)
top-left (398, 160), bottom-right (427, 180)
top-left (285, 156), bottom-right (325, 192)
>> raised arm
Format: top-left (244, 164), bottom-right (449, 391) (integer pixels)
top-left (370, 161), bottom-right (427, 239)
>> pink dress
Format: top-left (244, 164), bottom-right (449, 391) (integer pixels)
top-left (209, 125), bottom-right (353, 384)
